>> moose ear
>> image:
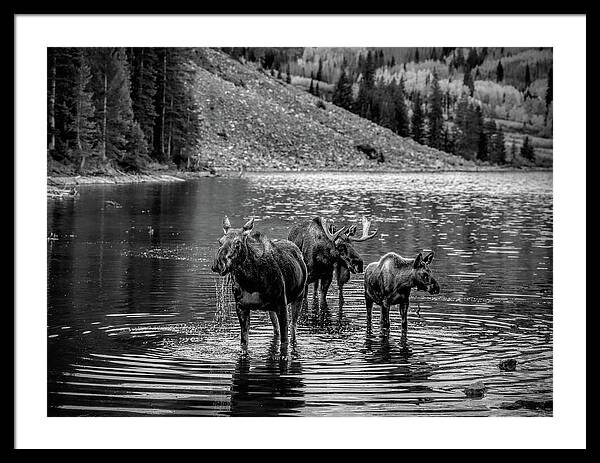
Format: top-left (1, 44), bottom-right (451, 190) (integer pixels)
top-left (242, 217), bottom-right (254, 235)
top-left (423, 251), bottom-right (435, 265)
top-left (347, 224), bottom-right (358, 237)
top-left (413, 252), bottom-right (424, 268)
top-left (222, 215), bottom-right (231, 234)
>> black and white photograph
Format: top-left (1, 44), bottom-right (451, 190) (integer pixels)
top-left (15, 14), bottom-right (586, 449)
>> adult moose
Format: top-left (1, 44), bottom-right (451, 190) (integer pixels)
top-left (211, 216), bottom-right (307, 353)
top-left (288, 216), bottom-right (377, 315)
top-left (364, 251), bottom-right (440, 333)
top-left (331, 217), bottom-right (379, 310)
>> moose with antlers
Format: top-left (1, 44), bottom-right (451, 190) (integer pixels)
top-left (287, 216), bottom-right (378, 314)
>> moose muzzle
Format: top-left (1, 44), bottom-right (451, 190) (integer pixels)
top-left (427, 277), bottom-right (441, 295)
top-left (211, 257), bottom-right (228, 276)
top-left (349, 258), bottom-right (364, 274)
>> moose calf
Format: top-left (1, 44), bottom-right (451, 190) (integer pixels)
top-left (364, 251), bottom-right (440, 332)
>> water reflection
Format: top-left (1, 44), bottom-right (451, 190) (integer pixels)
top-left (230, 336), bottom-right (305, 416)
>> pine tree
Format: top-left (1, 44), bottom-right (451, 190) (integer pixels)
top-left (393, 77), bottom-right (410, 137)
top-left (286, 65), bottom-right (292, 84)
top-left (69, 51), bottom-right (97, 170)
top-left (332, 68), bottom-right (353, 110)
top-left (479, 119), bottom-right (498, 162)
top-left (315, 82), bottom-right (320, 98)
top-left (378, 83), bottom-right (395, 130)
top-left (112, 48), bottom-right (147, 164)
top-left (520, 136), bottom-right (536, 162)
top-left (473, 106), bottom-right (485, 160)
top-left (48, 48), bottom-right (84, 160)
top-left (496, 60), bottom-right (504, 82)
top-left (466, 48), bottom-right (479, 70)
top-left (525, 63), bottom-right (531, 89)
top-left (411, 92), bottom-right (425, 144)
top-left (427, 71), bottom-right (444, 149)
top-left (443, 126), bottom-right (455, 154)
top-left (128, 48), bottom-right (158, 148)
top-left (162, 48), bottom-right (201, 167)
top-left (357, 51), bottom-right (375, 118)
top-left (151, 47), bottom-right (169, 161)
top-left (454, 49), bottom-right (465, 70)
top-left (370, 77), bottom-right (385, 124)
top-left (47, 49), bottom-right (57, 154)
top-left (490, 127), bottom-right (507, 164)
top-left (455, 95), bottom-right (481, 160)
top-left (87, 48), bottom-right (147, 166)
top-left (463, 70), bottom-right (475, 96)
top-left (316, 57), bottom-right (323, 82)
top-left (510, 139), bottom-right (518, 163)
top-left (309, 74), bottom-right (314, 95)
top-left (87, 49), bottom-right (110, 161)
top-left (473, 106), bottom-right (484, 159)
top-left (377, 49), bottom-right (385, 67)
top-left (45, 48), bottom-right (99, 167)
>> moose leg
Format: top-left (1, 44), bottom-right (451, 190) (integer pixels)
top-left (319, 276), bottom-right (332, 312)
top-left (381, 301), bottom-right (391, 332)
top-left (338, 285), bottom-right (345, 311)
top-left (269, 311), bottom-right (280, 337)
top-left (311, 281), bottom-right (319, 312)
top-left (365, 293), bottom-right (374, 326)
top-left (291, 298), bottom-right (303, 340)
top-left (301, 283), bottom-right (309, 318)
top-left (235, 304), bottom-right (251, 353)
top-left (400, 301), bottom-right (409, 332)
top-left (276, 304), bottom-right (289, 350)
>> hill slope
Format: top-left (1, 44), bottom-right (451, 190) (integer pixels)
top-left (193, 48), bottom-right (477, 171)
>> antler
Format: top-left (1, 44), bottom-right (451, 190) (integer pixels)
top-left (223, 215), bottom-right (231, 233)
top-left (320, 217), bottom-right (347, 242)
top-left (349, 216), bottom-right (378, 242)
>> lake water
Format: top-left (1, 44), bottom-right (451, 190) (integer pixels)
top-left (47, 171), bottom-right (553, 416)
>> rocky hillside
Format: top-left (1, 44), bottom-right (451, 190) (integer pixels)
top-left (193, 48), bottom-right (478, 171)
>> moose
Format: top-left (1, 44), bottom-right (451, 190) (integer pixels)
top-left (288, 216), bottom-right (377, 314)
top-left (364, 251), bottom-right (440, 332)
top-left (211, 216), bottom-right (307, 353)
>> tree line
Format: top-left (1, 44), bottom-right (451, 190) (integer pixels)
top-left (327, 50), bottom-right (544, 165)
top-left (47, 47), bottom-right (201, 172)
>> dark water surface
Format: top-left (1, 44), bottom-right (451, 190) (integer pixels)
top-left (47, 171), bottom-right (553, 416)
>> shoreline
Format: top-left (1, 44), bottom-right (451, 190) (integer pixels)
top-left (47, 165), bottom-right (553, 190)
top-left (47, 170), bottom-right (213, 187)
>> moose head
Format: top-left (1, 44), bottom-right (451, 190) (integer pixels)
top-left (323, 216), bottom-right (378, 274)
top-left (412, 251), bottom-right (440, 294)
top-left (211, 216), bottom-right (255, 276)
